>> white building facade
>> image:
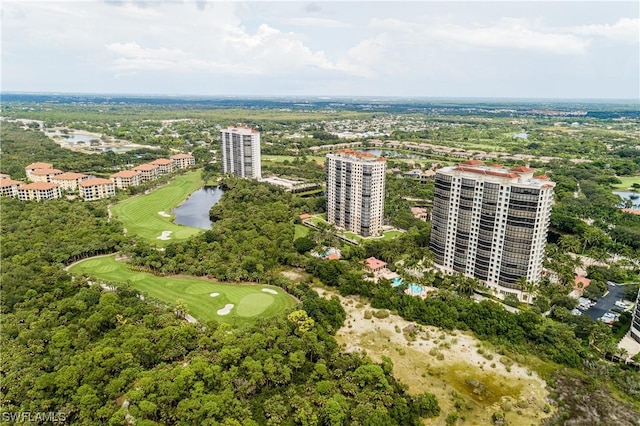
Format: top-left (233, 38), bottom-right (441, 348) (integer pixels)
top-left (631, 289), bottom-right (640, 343)
top-left (220, 126), bottom-right (261, 178)
top-left (429, 161), bottom-right (555, 301)
top-left (325, 150), bottom-right (386, 237)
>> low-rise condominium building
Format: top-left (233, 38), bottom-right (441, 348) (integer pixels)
top-left (132, 164), bottom-right (160, 182)
top-left (51, 172), bottom-right (89, 192)
top-left (1, 179), bottom-right (23, 197)
top-left (17, 182), bottom-right (62, 201)
top-left (30, 168), bottom-right (64, 183)
top-left (151, 158), bottom-right (174, 174)
top-left (79, 178), bottom-right (116, 201)
top-left (171, 153), bottom-right (196, 169)
top-left (110, 170), bottom-right (142, 189)
top-left (25, 162), bottom-right (53, 181)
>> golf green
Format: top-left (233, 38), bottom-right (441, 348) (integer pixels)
top-left (111, 171), bottom-right (204, 245)
top-left (69, 255), bottom-right (298, 324)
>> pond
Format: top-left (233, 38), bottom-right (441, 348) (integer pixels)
top-left (613, 191), bottom-right (640, 210)
top-left (172, 186), bottom-right (224, 229)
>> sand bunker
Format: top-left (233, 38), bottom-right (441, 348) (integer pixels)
top-left (262, 288), bottom-right (278, 295)
top-left (217, 304), bottom-right (234, 315)
top-left (209, 292), bottom-right (220, 297)
top-left (158, 211), bottom-right (171, 218)
top-left (157, 231), bottom-right (173, 240)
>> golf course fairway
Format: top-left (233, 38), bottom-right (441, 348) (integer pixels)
top-left (70, 255), bottom-right (298, 324)
top-left (111, 171), bottom-right (205, 245)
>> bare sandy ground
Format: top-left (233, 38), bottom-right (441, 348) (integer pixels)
top-left (262, 288), bottom-right (278, 295)
top-left (158, 211), bottom-right (172, 218)
top-left (314, 287), bottom-right (552, 425)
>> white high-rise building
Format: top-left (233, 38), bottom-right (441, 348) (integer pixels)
top-left (220, 126), bottom-right (261, 179)
top-left (326, 150), bottom-right (386, 237)
top-left (631, 289), bottom-right (640, 343)
top-left (429, 160), bottom-right (555, 301)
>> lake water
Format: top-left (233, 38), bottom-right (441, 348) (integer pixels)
top-left (613, 191), bottom-right (640, 210)
top-left (172, 186), bottom-right (224, 229)
top-left (358, 149), bottom-right (430, 159)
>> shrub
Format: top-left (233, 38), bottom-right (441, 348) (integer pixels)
top-left (373, 309), bottom-right (390, 319)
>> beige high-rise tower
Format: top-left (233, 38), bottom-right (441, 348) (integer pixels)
top-left (430, 160), bottom-right (555, 301)
top-left (220, 126), bottom-right (261, 179)
top-left (325, 150), bottom-right (386, 237)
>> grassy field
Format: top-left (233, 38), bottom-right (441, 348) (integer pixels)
top-left (262, 154), bottom-right (327, 163)
top-left (69, 255), bottom-right (297, 324)
top-left (612, 176), bottom-right (640, 190)
top-left (294, 224), bottom-right (310, 239)
top-left (305, 214), bottom-right (403, 242)
top-left (111, 171), bottom-right (204, 245)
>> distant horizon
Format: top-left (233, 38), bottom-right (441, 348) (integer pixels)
top-left (2, 91), bottom-right (639, 104)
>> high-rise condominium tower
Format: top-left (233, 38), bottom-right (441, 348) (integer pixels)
top-left (430, 160), bottom-right (555, 301)
top-left (220, 126), bottom-right (261, 179)
top-left (326, 150), bottom-right (386, 237)
top-left (631, 289), bottom-right (640, 343)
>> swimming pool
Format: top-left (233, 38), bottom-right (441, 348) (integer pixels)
top-left (408, 284), bottom-right (424, 295)
top-left (392, 277), bottom-right (403, 287)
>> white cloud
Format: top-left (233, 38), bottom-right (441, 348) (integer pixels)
top-left (104, 24), bottom-right (366, 77)
top-left (569, 18), bottom-right (640, 43)
top-left (371, 17), bottom-right (590, 54)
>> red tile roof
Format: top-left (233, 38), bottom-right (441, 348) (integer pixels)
top-left (25, 162), bottom-right (53, 170)
top-left (327, 253), bottom-right (341, 260)
top-left (510, 166), bottom-right (535, 173)
top-left (79, 178), bottom-right (113, 187)
top-left (151, 158), bottom-right (173, 165)
top-left (171, 153), bottom-right (194, 159)
top-left (622, 208), bottom-right (640, 215)
top-left (54, 172), bottom-right (88, 180)
top-left (365, 257), bottom-right (387, 270)
top-left (0, 179), bottom-right (23, 187)
top-left (31, 168), bottom-right (63, 176)
top-left (111, 170), bottom-right (141, 178)
top-left (461, 159), bottom-right (484, 166)
top-left (299, 214), bottom-right (312, 220)
top-left (133, 164), bottom-right (159, 171)
top-left (20, 182), bottom-right (59, 190)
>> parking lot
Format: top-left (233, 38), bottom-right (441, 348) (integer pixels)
top-left (584, 282), bottom-right (626, 321)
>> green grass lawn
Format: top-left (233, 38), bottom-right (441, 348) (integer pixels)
top-left (69, 255), bottom-right (297, 325)
top-left (263, 155), bottom-right (327, 163)
top-left (294, 224), bottom-right (310, 239)
top-left (111, 171), bottom-right (205, 245)
top-left (612, 176), bottom-right (640, 191)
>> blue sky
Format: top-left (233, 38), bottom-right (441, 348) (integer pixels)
top-left (2, 1), bottom-right (639, 99)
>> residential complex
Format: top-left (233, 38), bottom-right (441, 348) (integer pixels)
top-left (151, 158), bottom-right (174, 175)
top-left (52, 172), bottom-right (89, 191)
top-left (132, 163), bottom-right (160, 182)
top-left (25, 162), bottom-right (53, 181)
top-left (110, 170), bottom-right (141, 189)
top-left (79, 178), bottom-right (116, 201)
top-left (30, 168), bottom-right (63, 183)
top-left (220, 126), bottom-right (262, 178)
top-left (171, 153), bottom-right (196, 169)
top-left (2, 153), bottom-right (195, 202)
top-left (1, 179), bottom-right (23, 197)
top-left (631, 289), bottom-right (640, 343)
top-left (429, 160), bottom-right (555, 301)
top-left (18, 182), bottom-right (62, 201)
top-left (325, 150), bottom-right (386, 237)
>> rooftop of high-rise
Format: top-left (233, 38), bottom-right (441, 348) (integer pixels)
top-left (327, 149), bottom-right (386, 163)
top-left (437, 160), bottom-right (555, 188)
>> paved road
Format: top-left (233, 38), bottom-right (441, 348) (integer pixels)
top-left (584, 283), bottom-right (625, 321)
